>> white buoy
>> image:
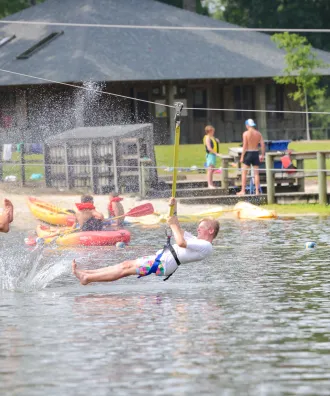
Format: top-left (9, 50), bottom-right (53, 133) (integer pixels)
top-left (305, 242), bottom-right (316, 250)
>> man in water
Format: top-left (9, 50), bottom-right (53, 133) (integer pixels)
top-left (237, 119), bottom-right (265, 196)
top-left (108, 192), bottom-right (125, 226)
top-left (75, 195), bottom-right (104, 231)
top-left (0, 199), bottom-right (14, 233)
top-left (72, 198), bottom-right (219, 285)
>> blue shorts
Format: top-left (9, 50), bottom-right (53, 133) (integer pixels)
top-left (206, 153), bottom-right (216, 167)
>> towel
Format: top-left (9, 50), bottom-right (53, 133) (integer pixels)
top-left (2, 144), bottom-right (12, 161)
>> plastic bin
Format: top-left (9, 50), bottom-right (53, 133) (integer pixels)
top-left (264, 140), bottom-right (291, 152)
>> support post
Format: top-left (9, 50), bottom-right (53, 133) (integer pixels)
top-left (220, 156), bottom-right (229, 190)
top-left (296, 159), bottom-right (305, 192)
top-left (167, 84), bottom-right (175, 144)
top-left (317, 152), bottom-right (327, 204)
top-left (256, 84), bottom-right (268, 139)
top-left (266, 153), bottom-right (275, 204)
top-left (20, 143), bottom-right (25, 187)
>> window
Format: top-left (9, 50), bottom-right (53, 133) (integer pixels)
top-left (17, 31), bottom-right (64, 59)
top-left (266, 84), bottom-right (284, 120)
top-left (193, 88), bottom-right (207, 118)
top-left (0, 35), bottom-right (15, 48)
top-left (233, 85), bottom-right (255, 120)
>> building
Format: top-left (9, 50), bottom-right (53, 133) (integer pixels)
top-left (0, 0), bottom-right (330, 144)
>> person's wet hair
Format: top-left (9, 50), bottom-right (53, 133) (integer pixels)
top-left (199, 218), bottom-right (220, 238)
top-left (81, 195), bottom-right (94, 203)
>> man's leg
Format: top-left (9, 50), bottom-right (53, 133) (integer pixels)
top-left (237, 165), bottom-right (249, 195)
top-left (253, 166), bottom-right (260, 195)
top-left (72, 259), bottom-right (139, 285)
top-left (0, 199), bottom-right (13, 233)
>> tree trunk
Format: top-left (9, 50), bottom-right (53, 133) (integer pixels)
top-left (30, 0), bottom-right (36, 5)
top-left (182, 0), bottom-right (196, 12)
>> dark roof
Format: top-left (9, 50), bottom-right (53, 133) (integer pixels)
top-left (1, 0), bottom-right (330, 86)
top-left (47, 124), bottom-right (153, 142)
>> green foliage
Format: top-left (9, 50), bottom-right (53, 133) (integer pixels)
top-left (0, 0), bottom-right (44, 18)
top-left (156, 0), bottom-right (208, 15)
top-left (271, 33), bottom-right (327, 107)
top-left (210, 0), bottom-right (330, 51)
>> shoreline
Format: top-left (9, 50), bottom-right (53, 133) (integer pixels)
top-left (1, 186), bottom-right (329, 231)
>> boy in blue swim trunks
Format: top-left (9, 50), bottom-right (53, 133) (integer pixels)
top-left (72, 198), bottom-right (219, 285)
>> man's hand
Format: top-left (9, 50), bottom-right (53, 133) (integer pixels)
top-left (168, 197), bottom-right (177, 215)
top-left (260, 155), bottom-right (264, 162)
top-left (216, 153), bottom-right (221, 157)
top-left (240, 156), bottom-right (244, 163)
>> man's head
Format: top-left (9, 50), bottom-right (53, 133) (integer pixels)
top-left (109, 191), bottom-right (119, 199)
top-left (81, 194), bottom-right (94, 203)
top-left (245, 119), bottom-right (256, 130)
top-left (205, 125), bottom-right (215, 136)
top-left (197, 218), bottom-right (220, 242)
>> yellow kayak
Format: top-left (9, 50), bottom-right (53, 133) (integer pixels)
top-left (27, 196), bottom-right (76, 226)
top-left (234, 202), bottom-right (277, 220)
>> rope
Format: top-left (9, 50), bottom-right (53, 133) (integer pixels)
top-left (0, 69), bottom-right (174, 109)
top-left (0, 162), bottom-right (329, 172)
top-left (2, 20), bottom-right (330, 33)
top-left (1, 68), bottom-right (330, 115)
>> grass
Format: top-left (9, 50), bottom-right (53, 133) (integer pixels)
top-left (263, 203), bottom-right (330, 215)
top-left (3, 153), bottom-right (44, 181)
top-left (154, 141), bottom-right (330, 171)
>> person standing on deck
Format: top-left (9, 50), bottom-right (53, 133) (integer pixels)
top-left (203, 125), bottom-right (221, 189)
top-left (237, 119), bottom-right (265, 196)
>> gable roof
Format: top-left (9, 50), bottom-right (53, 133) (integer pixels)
top-left (0, 0), bottom-right (330, 86)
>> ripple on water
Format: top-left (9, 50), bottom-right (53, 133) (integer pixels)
top-left (0, 218), bottom-right (330, 395)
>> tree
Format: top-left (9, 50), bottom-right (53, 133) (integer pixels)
top-left (209, 0), bottom-right (330, 51)
top-left (0, 0), bottom-right (44, 18)
top-left (157, 0), bottom-right (208, 15)
top-left (272, 33), bottom-right (328, 140)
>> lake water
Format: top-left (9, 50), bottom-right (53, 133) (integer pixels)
top-left (1, 217), bottom-right (330, 395)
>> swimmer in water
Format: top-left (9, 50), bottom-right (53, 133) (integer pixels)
top-left (0, 199), bottom-right (14, 233)
top-left (72, 198), bottom-right (219, 285)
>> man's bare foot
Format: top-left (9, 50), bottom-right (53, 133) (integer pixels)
top-left (208, 185), bottom-right (216, 189)
top-left (236, 190), bottom-right (245, 196)
top-left (4, 199), bottom-right (13, 223)
top-left (72, 259), bottom-right (89, 285)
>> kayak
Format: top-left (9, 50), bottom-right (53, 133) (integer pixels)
top-left (27, 196), bottom-right (76, 227)
top-left (35, 224), bottom-right (131, 246)
top-left (128, 207), bottom-right (226, 225)
top-left (234, 202), bottom-right (277, 220)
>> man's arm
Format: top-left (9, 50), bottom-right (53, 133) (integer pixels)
top-left (0, 213), bottom-right (9, 233)
top-left (93, 210), bottom-right (104, 221)
top-left (240, 132), bottom-right (248, 163)
top-left (260, 134), bottom-right (265, 161)
top-left (167, 197), bottom-right (186, 247)
top-left (167, 216), bottom-right (187, 248)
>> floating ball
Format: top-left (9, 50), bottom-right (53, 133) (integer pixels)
top-left (36, 237), bottom-right (45, 245)
top-left (305, 241), bottom-right (316, 250)
top-left (116, 241), bottom-right (126, 249)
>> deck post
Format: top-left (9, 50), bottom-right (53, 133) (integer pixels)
top-left (266, 153), bottom-right (275, 204)
top-left (220, 156), bottom-right (229, 190)
top-left (296, 159), bottom-right (305, 192)
top-left (317, 152), bottom-right (327, 204)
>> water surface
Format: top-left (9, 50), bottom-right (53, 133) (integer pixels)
top-left (1, 217), bottom-right (330, 395)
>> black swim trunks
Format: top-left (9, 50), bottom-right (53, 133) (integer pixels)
top-left (81, 217), bottom-right (103, 232)
top-left (243, 151), bottom-right (260, 166)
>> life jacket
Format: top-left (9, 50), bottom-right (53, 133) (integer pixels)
top-left (108, 197), bottom-right (123, 217)
top-left (75, 202), bottom-right (95, 211)
top-left (281, 155), bottom-right (297, 174)
top-left (203, 135), bottom-right (219, 154)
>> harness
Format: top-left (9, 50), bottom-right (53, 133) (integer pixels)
top-left (203, 135), bottom-right (219, 154)
top-left (138, 229), bottom-right (181, 281)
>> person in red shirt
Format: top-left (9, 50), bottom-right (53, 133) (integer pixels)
top-left (108, 192), bottom-right (125, 226)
